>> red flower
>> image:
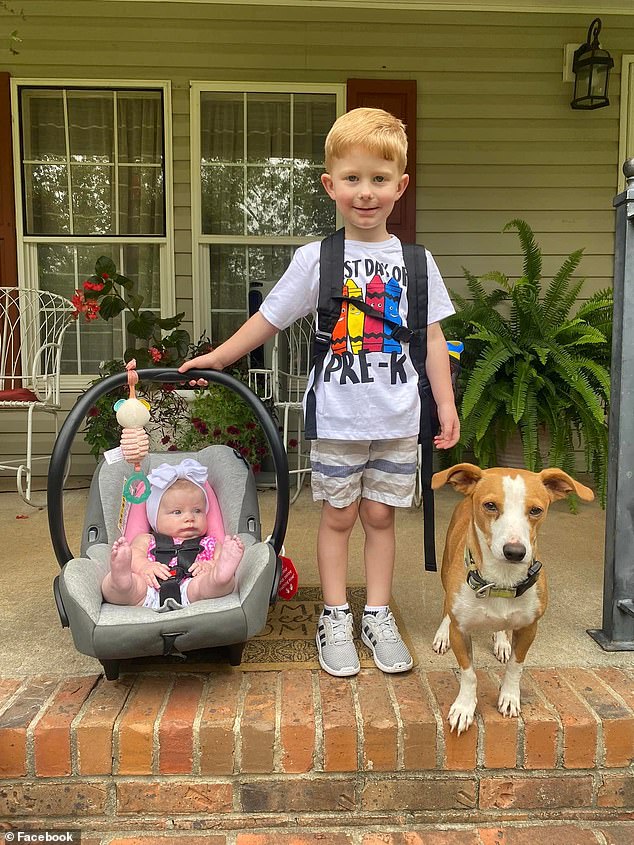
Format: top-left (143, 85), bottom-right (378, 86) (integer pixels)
top-left (83, 280), bottom-right (105, 292)
top-left (168, 444), bottom-right (178, 451)
top-left (87, 407), bottom-right (99, 418)
top-left (161, 435), bottom-right (171, 445)
top-left (246, 421), bottom-right (256, 430)
top-left (71, 290), bottom-right (100, 321)
top-left (149, 346), bottom-right (163, 363)
top-left (240, 446), bottom-right (250, 457)
top-left (213, 428), bottom-right (222, 437)
top-left (252, 463), bottom-right (261, 474)
top-left (101, 272), bottom-right (109, 280)
top-left (289, 439), bottom-right (298, 448)
top-left (226, 425), bottom-right (240, 435)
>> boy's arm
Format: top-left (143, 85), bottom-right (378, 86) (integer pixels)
top-left (426, 321), bottom-right (460, 449)
top-left (178, 312), bottom-right (279, 376)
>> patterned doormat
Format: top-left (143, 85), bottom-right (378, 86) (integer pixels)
top-left (124, 585), bottom-right (416, 673)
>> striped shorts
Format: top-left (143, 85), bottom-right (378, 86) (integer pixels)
top-left (310, 436), bottom-right (418, 509)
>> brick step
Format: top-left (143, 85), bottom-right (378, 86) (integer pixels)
top-left (0, 667), bottom-right (632, 831)
top-left (12, 825), bottom-right (632, 845)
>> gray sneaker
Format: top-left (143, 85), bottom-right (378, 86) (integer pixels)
top-left (316, 609), bottom-right (360, 677)
top-left (361, 609), bottom-right (413, 673)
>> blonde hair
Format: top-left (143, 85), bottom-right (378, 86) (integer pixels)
top-left (324, 107), bottom-right (407, 173)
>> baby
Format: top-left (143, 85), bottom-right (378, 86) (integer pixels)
top-left (101, 458), bottom-right (244, 609)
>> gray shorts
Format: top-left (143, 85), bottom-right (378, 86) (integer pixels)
top-left (310, 436), bottom-right (418, 508)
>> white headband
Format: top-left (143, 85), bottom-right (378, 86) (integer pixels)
top-left (145, 459), bottom-right (209, 532)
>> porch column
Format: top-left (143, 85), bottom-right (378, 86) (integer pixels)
top-left (588, 159), bottom-right (634, 650)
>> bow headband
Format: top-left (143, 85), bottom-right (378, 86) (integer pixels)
top-left (145, 459), bottom-right (209, 531)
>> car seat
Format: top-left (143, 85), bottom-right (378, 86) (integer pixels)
top-left (48, 368), bottom-right (289, 680)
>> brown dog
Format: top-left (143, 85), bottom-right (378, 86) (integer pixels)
top-left (431, 463), bottom-right (594, 734)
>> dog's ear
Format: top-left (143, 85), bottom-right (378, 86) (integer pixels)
top-left (539, 468), bottom-right (595, 502)
top-left (432, 463), bottom-right (483, 494)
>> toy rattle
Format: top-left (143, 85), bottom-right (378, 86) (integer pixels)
top-left (115, 359), bottom-right (151, 503)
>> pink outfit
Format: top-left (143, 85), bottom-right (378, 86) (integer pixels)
top-left (146, 534), bottom-right (217, 565)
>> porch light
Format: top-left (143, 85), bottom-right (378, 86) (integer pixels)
top-left (571, 18), bottom-right (614, 110)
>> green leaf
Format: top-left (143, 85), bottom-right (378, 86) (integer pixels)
top-left (95, 256), bottom-right (116, 278)
top-left (115, 274), bottom-right (135, 291)
top-left (98, 295), bottom-right (126, 320)
top-left (127, 312), bottom-right (157, 340)
top-left (157, 312), bottom-right (186, 331)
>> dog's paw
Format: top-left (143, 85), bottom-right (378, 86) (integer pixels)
top-left (448, 698), bottom-right (477, 734)
top-left (492, 630), bottom-right (512, 663)
top-left (432, 616), bottom-right (451, 654)
top-left (498, 687), bottom-right (521, 718)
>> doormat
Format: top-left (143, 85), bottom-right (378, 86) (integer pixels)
top-left (123, 585), bottom-right (417, 673)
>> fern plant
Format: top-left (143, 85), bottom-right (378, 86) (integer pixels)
top-left (443, 219), bottom-right (612, 505)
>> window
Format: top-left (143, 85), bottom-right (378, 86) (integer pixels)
top-left (191, 84), bottom-right (344, 348)
top-left (13, 82), bottom-right (172, 380)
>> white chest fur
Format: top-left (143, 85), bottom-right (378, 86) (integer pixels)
top-left (452, 582), bottom-right (541, 633)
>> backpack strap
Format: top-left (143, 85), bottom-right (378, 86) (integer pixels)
top-left (304, 228), bottom-right (345, 440)
top-left (402, 243), bottom-right (437, 572)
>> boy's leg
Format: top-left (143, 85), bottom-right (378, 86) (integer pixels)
top-left (102, 537), bottom-right (148, 606)
top-left (358, 436), bottom-right (417, 673)
top-left (317, 500), bottom-right (358, 605)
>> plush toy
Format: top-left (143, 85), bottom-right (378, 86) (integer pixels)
top-left (115, 359), bottom-right (151, 503)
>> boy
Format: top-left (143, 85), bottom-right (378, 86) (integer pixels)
top-left (180, 107), bottom-right (459, 676)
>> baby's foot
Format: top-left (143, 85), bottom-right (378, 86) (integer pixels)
top-left (109, 537), bottom-right (133, 590)
top-left (214, 535), bottom-right (244, 586)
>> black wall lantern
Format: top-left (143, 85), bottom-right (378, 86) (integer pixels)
top-left (571, 18), bottom-right (614, 110)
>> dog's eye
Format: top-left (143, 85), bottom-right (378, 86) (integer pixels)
top-left (483, 501), bottom-right (498, 513)
top-left (529, 506), bottom-right (544, 517)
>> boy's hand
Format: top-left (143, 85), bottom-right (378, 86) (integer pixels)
top-left (178, 351), bottom-right (224, 387)
top-left (434, 403), bottom-right (460, 449)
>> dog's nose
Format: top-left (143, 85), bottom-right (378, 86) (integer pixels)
top-left (503, 542), bottom-right (526, 562)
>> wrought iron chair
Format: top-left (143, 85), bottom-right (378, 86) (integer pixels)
top-left (0, 287), bottom-right (74, 504)
top-left (271, 316), bottom-right (314, 504)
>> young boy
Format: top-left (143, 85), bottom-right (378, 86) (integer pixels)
top-left (180, 107), bottom-right (459, 676)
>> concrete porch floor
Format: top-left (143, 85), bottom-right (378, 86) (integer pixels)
top-left (0, 474), bottom-right (631, 677)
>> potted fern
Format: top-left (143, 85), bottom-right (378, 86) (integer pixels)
top-left (444, 219), bottom-right (612, 505)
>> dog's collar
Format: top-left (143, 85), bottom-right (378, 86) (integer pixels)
top-left (464, 548), bottom-right (542, 599)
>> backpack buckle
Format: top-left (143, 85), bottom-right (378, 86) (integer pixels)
top-left (390, 325), bottom-right (415, 343)
top-left (314, 329), bottom-right (332, 347)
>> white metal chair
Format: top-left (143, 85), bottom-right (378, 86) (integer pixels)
top-left (271, 316), bottom-right (314, 504)
top-left (0, 287), bottom-right (74, 505)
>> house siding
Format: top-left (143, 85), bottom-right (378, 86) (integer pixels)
top-left (1, 1), bottom-right (630, 477)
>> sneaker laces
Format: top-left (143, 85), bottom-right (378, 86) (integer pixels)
top-left (372, 610), bottom-right (399, 642)
top-left (325, 610), bottom-right (353, 645)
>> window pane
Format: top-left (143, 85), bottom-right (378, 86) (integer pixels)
top-left (122, 243), bottom-right (161, 309)
top-left (293, 95), bottom-right (335, 163)
top-left (119, 166), bottom-right (165, 235)
top-left (67, 91), bottom-right (114, 163)
top-left (211, 311), bottom-right (245, 347)
top-left (209, 244), bottom-right (246, 312)
top-left (71, 165), bottom-right (115, 234)
top-left (293, 164), bottom-right (334, 236)
top-left (24, 164), bottom-right (70, 234)
top-left (20, 90), bottom-right (66, 161)
top-left (247, 94), bottom-right (290, 163)
top-left (201, 92), bottom-right (244, 163)
top-left (246, 166), bottom-right (291, 235)
top-left (117, 91), bottom-right (163, 164)
top-left (201, 165), bottom-right (244, 235)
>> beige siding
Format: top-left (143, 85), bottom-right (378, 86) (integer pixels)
top-left (2, 1), bottom-right (630, 474)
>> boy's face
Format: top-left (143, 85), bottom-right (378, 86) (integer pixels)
top-left (156, 483), bottom-right (207, 539)
top-left (320, 146), bottom-right (409, 242)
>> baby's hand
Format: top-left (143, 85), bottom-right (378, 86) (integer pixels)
top-left (139, 560), bottom-right (171, 590)
top-left (189, 559), bottom-right (213, 578)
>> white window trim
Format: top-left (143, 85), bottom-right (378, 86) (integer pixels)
top-left (10, 78), bottom-right (175, 390)
top-left (189, 81), bottom-right (345, 344)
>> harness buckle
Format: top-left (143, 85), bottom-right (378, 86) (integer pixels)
top-left (314, 329), bottom-right (331, 347)
top-left (390, 325), bottom-right (415, 343)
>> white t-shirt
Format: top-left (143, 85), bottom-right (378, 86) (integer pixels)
top-left (259, 236), bottom-right (454, 441)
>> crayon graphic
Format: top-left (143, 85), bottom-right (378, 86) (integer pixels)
top-left (383, 276), bottom-right (403, 354)
top-left (331, 281), bottom-right (349, 355)
top-left (346, 279), bottom-right (364, 355)
top-left (363, 274), bottom-right (386, 352)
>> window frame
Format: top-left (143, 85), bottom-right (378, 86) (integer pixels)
top-left (10, 77), bottom-right (174, 390)
top-left (189, 81), bottom-right (345, 344)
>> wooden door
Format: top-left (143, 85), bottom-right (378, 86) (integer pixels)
top-left (0, 72), bottom-right (18, 287)
top-left (346, 79), bottom-right (417, 243)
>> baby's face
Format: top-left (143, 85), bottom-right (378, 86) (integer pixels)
top-left (156, 483), bottom-right (207, 539)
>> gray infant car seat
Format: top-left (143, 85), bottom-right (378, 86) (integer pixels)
top-left (49, 369), bottom-right (289, 680)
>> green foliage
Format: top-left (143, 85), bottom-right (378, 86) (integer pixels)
top-left (175, 366), bottom-right (274, 473)
top-left (443, 219), bottom-right (612, 506)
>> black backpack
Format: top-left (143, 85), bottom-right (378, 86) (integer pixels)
top-left (304, 227), bottom-right (440, 572)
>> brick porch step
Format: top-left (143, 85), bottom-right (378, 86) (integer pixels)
top-left (0, 667), bottom-right (632, 834)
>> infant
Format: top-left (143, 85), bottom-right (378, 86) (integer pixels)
top-left (101, 459), bottom-right (244, 609)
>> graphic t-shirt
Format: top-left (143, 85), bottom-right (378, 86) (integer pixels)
top-left (259, 236), bottom-right (454, 441)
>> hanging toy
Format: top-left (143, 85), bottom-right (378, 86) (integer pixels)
top-left (115, 359), bottom-right (152, 504)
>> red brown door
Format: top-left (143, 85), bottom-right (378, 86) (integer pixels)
top-left (346, 79), bottom-right (417, 243)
